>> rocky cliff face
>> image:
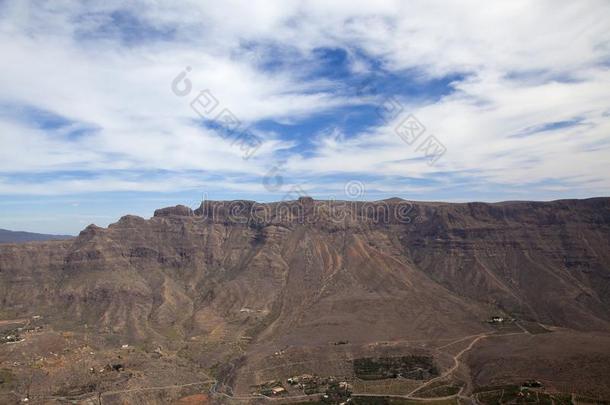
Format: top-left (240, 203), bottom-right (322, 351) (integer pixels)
top-left (1, 198), bottom-right (609, 358)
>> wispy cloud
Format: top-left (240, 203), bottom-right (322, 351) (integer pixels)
top-left (1, 0), bottom-right (610, 234)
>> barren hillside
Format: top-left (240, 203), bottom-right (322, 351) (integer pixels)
top-left (1, 197), bottom-right (609, 402)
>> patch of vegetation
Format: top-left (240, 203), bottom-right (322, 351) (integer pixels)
top-left (322, 381), bottom-right (351, 403)
top-left (474, 385), bottom-right (521, 404)
top-left (537, 393), bottom-right (553, 405)
top-left (487, 322), bottom-right (523, 333)
top-left (1, 327), bottom-right (24, 343)
top-left (473, 385), bottom-right (593, 405)
top-left (286, 375), bottom-right (350, 396)
top-left (351, 398), bottom-right (390, 405)
top-left (354, 356), bottom-right (438, 381)
top-left (0, 368), bottom-right (14, 390)
top-left (574, 395), bottom-right (610, 404)
top-left (351, 378), bottom-right (420, 396)
top-left (551, 394), bottom-right (573, 405)
top-left (473, 384), bottom-right (520, 394)
top-left (350, 397), bottom-right (458, 405)
top-left (415, 384), bottom-right (461, 398)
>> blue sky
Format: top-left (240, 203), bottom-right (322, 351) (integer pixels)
top-left (1, 1), bottom-right (610, 234)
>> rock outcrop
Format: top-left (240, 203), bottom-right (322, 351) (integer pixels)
top-left (153, 205), bottom-right (194, 217)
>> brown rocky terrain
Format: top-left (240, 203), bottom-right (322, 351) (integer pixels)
top-left (0, 197), bottom-right (609, 403)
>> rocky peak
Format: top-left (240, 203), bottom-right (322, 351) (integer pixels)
top-left (153, 205), bottom-right (194, 217)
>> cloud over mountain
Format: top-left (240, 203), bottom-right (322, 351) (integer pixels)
top-left (1, 1), bottom-right (609, 232)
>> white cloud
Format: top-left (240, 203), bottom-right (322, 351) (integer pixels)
top-left (0, 0), bottom-right (609, 199)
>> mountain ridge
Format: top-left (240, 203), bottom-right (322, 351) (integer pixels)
top-left (0, 228), bottom-right (73, 244)
top-left (1, 197), bottom-right (609, 400)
